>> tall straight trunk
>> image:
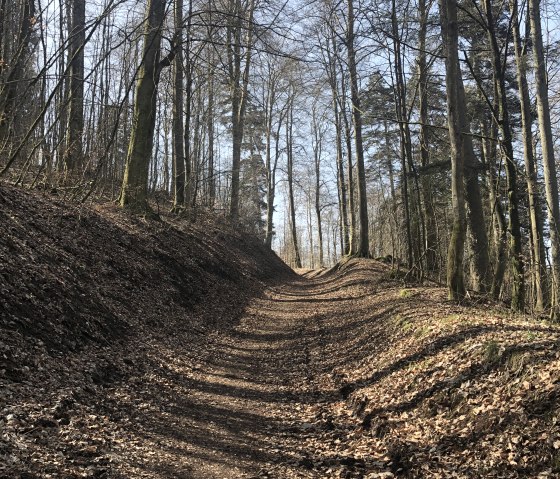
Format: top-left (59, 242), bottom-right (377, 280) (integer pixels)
top-left (0, 0), bottom-right (35, 147)
top-left (307, 194), bottom-right (315, 268)
top-left (342, 96), bottom-right (357, 254)
top-left (228, 0), bottom-right (255, 222)
top-left (390, 11), bottom-right (413, 267)
top-left (392, 0), bottom-right (424, 270)
top-left (0, 0), bottom-right (5, 71)
top-left (191, 90), bottom-right (203, 207)
top-left (207, 56), bottom-right (216, 208)
top-left (511, 0), bottom-right (546, 311)
top-left (265, 113), bottom-right (282, 248)
top-left (264, 78), bottom-right (283, 248)
top-left (184, 0), bottom-right (193, 207)
top-left (480, 113), bottom-right (507, 297)
top-left (205, 2), bottom-right (216, 207)
top-left (56, 0), bottom-right (68, 171)
top-left (334, 103), bottom-right (349, 254)
top-left (457, 75), bottom-right (491, 293)
top-left (398, 123), bottom-right (413, 268)
top-left (63, 0), bottom-right (85, 171)
top-left (119, 0), bottom-right (166, 210)
top-left (287, 98), bottom-right (302, 268)
top-left (264, 92), bottom-right (275, 248)
top-left (384, 120), bottom-right (399, 263)
top-left (338, 53), bottom-right (357, 254)
top-left (313, 112), bottom-right (324, 267)
top-left (326, 31), bottom-right (350, 255)
top-left (529, 0), bottom-right (560, 318)
top-left (440, 0), bottom-right (466, 299)
top-left (172, 0), bottom-right (185, 210)
top-left (163, 118), bottom-right (170, 192)
top-left (417, 0), bottom-right (437, 272)
top-left (347, 0), bottom-right (369, 257)
top-left (484, 0), bottom-right (524, 311)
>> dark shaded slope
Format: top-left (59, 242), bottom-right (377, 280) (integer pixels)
top-left (0, 185), bottom-right (294, 478)
top-left (0, 185), bottom-right (292, 353)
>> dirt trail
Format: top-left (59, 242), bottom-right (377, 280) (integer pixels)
top-left (3, 258), bottom-right (560, 479)
top-left (111, 271), bottom-right (353, 478)
top-left (4, 187), bottom-right (559, 478)
top-left (108, 260), bottom-right (560, 479)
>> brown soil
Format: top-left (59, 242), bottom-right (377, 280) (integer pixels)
top-left (1, 185), bottom-right (560, 478)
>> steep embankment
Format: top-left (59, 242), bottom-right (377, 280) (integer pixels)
top-left (0, 185), bottom-right (292, 478)
top-left (0, 185), bottom-right (291, 353)
top-left (1, 185), bottom-right (560, 478)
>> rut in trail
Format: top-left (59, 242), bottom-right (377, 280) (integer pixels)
top-left (113, 259), bottom-right (560, 479)
top-left (3, 187), bottom-right (559, 478)
top-left (104, 260), bottom-right (406, 479)
top-left (111, 267), bottom-right (362, 478)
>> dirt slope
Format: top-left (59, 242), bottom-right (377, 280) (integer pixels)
top-left (0, 185), bottom-right (292, 477)
top-left (2, 186), bottom-right (560, 478)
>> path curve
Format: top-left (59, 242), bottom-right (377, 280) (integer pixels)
top-left (113, 264), bottom-right (378, 478)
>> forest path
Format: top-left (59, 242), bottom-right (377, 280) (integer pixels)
top-left (115, 267), bottom-right (368, 479)
top-left (4, 186), bottom-right (559, 478)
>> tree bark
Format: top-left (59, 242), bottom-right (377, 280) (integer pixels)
top-left (287, 96), bottom-right (302, 268)
top-left (529, 0), bottom-right (560, 318)
top-left (457, 76), bottom-right (491, 293)
top-left (511, 0), bottom-right (546, 311)
top-left (312, 105), bottom-right (324, 267)
top-left (0, 0), bottom-right (35, 148)
top-left (347, 0), bottom-right (369, 257)
top-left (417, 0), bottom-right (437, 272)
top-left (64, 0), bottom-right (86, 172)
top-left (440, 0), bottom-right (466, 299)
top-left (172, 0), bottom-right (185, 210)
top-left (119, 0), bottom-right (167, 211)
top-left (228, 0), bottom-right (255, 223)
top-left (325, 29), bottom-right (350, 255)
top-left (484, 0), bottom-right (524, 310)
top-left (391, 0), bottom-right (413, 269)
top-left (207, 55), bottom-right (216, 208)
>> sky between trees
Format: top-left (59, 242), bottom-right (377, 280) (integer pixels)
top-left (3, 0), bottom-right (560, 315)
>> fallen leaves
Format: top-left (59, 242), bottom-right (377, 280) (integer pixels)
top-left (2, 185), bottom-right (560, 478)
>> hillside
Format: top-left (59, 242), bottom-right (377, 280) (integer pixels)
top-left (1, 186), bottom-right (560, 478)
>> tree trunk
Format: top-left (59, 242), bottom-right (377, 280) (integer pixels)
top-left (313, 107), bottom-right (324, 267)
top-left (484, 0), bottom-right (524, 311)
top-left (184, 0), bottom-right (194, 208)
top-left (228, 0), bottom-right (255, 223)
top-left (0, 0), bottom-right (35, 147)
top-left (264, 70), bottom-right (286, 249)
top-left (342, 97), bottom-right (357, 255)
top-left (480, 113), bottom-right (507, 298)
top-left (172, 0), bottom-right (185, 210)
top-left (63, 0), bottom-right (85, 172)
top-left (417, 0), bottom-right (437, 273)
top-left (440, 0), bottom-right (466, 299)
top-left (287, 97), bottom-right (302, 268)
top-left (511, 0), bottom-right (546, 311)
top-left (326, 31), bottom-right (350, 255)
top-left (207, 54), bottom-right (216, 208)
top-left (347, 0), bottom-right (369, 257)
top-left (119, 0), bottom-right (167, 211)
top-left (456, 75), bottom-right (491, 293)
top-left (529, 0), bottom-right (560, 318)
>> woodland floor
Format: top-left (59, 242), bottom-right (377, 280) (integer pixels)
top-left (2, 185), bottom-right (560, 478)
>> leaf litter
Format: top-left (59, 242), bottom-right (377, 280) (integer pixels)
top-left (1, 185), bottom-right (559, 478)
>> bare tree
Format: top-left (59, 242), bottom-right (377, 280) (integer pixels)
top-left (119, 0), bottom-right (170, 211)
top-left (440, 0), bottom-right (466, 299)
